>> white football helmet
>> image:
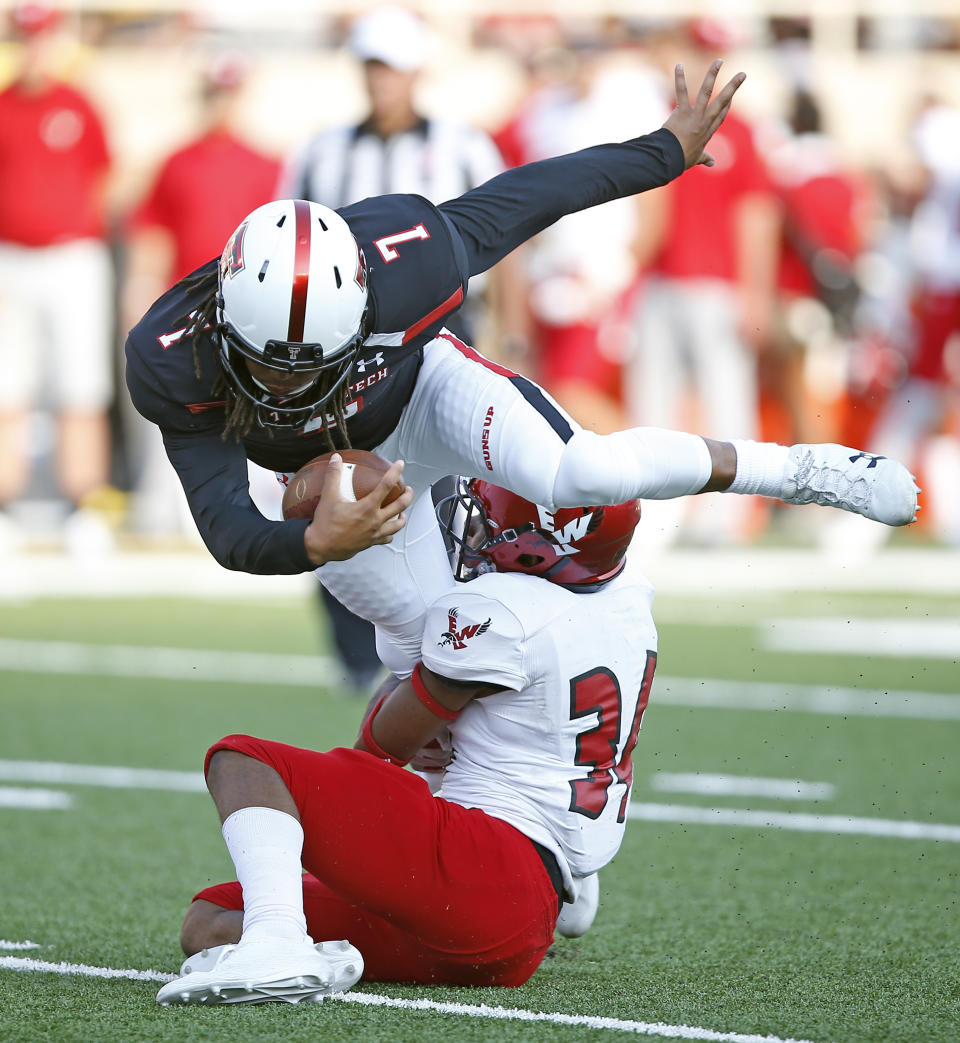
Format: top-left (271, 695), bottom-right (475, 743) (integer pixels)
top-left (216, 199), bottom-right (369, 428)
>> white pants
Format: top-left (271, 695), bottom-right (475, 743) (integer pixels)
top-left (0, 239), bottom-right (113, 410)
top-left (314, 333), bottom-right (580, 674)
top-left (625, 276), bottom-right (757, 544)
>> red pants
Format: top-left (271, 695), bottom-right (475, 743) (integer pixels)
top-left (912, 290), bottom-right (960, 382)
top-left (195, 735), bottom-right (559, 986)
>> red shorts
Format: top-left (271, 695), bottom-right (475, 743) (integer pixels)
top-left (912, 290), bottom-right (960, 382)
top-left (195, 735), bottom-right (559, 986)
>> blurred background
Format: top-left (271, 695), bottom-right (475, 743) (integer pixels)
top-left (1, 0), bottom-right (958, 574)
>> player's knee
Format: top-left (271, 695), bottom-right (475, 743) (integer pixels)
top-left (180, 899), bottom-right (241, 956)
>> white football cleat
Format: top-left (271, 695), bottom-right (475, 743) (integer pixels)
top-left (176, 938), bottom-right (363, 992)
top-left (156, 935), bottom-right (363, 1006)
top-left (781, 445), bottom-right (919, 527)
top-left (556, 873), bottom-right (599, 939)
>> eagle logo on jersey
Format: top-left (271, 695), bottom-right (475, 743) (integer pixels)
top-left (438, 607), bottom-right (491, 650)
top-left (220, 222), bottom-right (248, 281)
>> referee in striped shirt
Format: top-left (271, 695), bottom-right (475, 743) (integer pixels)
top-left (278, 6), bottom-right (529, 693)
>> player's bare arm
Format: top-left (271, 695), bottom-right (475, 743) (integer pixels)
top-left (662, 59), bottom-right (746, 169)
top-left (304, 455), bottom-right (414, 567)
top-left (354, 663), bottom-right (506, 766)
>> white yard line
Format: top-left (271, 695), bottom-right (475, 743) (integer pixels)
top-left (0, 786), bottom-right (72, 810)
top-left (0, 941), bottom-right (40, 950)
top-left (0, 760), bottom-right (205, 792)
top-left (630, 803), bottom-right (960, 842)
top-left (2, 757), bottom-right (958, 844)
top-left (3, 638), bottom-right (958, 722)
top-left (651, 774), bottom-right (835, 801)
top-left (654, 677), bottom-right (960, 721)
top-left (0, 951), bottom-right (831, 1043)
top-left (763, 618), bottom-right (960, 659)
top-left (0, 638), bottom-right (341, 686)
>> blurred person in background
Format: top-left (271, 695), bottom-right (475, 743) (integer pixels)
top-left (492, 21), bottom-right (667, 433)
top-left (122, 52), bottom-right (280, 539)
top-left (624, 18), bottom-right (780, 548)
top-left (0, 1), bottom-right (114, 553)
top-left (831, 98), bottom-right (960, 551)
top-left (279, 6), bottom-right (529, 694)
top-left (765, 86), bottom-right (873, 450)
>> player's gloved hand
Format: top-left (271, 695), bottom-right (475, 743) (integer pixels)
top-left (661, 59), bottom-right (746, 169)
top-left (409, 731), bottom-right (454, 773)
top-left (304, 454), bottom-right (414, 566)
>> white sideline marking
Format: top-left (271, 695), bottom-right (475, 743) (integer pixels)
top-left (0, 954), bottom-right (173, 983)
top-left (336, 990), bottom-right (826, 1042)
top-left (3, 638), bottom-right (958, 722)
top-left (630, 803), bottom-right (960, 842)
top-left (0, 786), bottom-right (72, 809)
top-left (763, 618), bottom-right (960, 659)
top-left (0, 952), bottom-right (830, 1043)
top-left (654, 677), bottom-right (960, 721)
top-left (651, 774), bottom-right (835, 801)
top-left (0, 760), bottom-right (206, 792)
top-left (0, 940), bottom-right (40, 950)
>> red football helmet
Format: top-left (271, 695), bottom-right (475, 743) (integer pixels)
top-left (438, 478), bottom-right (641, 589)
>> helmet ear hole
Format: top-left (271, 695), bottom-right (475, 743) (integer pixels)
top-left (516, 553), bottom-right (544, 568)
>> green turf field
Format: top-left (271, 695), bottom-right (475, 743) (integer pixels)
top-left (1, 575), bottom-right (958, 1043)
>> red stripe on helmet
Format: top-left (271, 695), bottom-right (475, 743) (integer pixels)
top-left (288, 200), bottom-right (312, 342)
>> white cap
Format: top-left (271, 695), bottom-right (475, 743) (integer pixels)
top-left (348, 6), bottom-right (427, 72)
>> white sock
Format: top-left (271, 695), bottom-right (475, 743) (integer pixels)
top-left (727, 440), bottom-right (791, 498)
top-left (221, 806), bottom-right (308, 946)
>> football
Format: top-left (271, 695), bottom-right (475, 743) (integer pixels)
top-left (281, 449), bottom-right (405, 521)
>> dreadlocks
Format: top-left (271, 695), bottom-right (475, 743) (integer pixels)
top-left (174, 265), bottom-right (352, 450)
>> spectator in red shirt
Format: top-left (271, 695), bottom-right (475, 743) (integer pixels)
top-left (767, 88), bottom-right (873, 447)
top-left (625, 19), bottom-right (780, 546)
top-left (124, 53), bottom-right (280, 312)
top-left (0, 2), bottom-right (114, 550)
top-left (121, 53), bottom-right (280, 539)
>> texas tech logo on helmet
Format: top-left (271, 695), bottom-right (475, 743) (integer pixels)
top-left (438, 607), bottom-right (491, 650)
top-left (220, 222), bottom-right (247, 281)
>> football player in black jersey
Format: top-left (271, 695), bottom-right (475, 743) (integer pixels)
top-left (126, 61), bottom-right (918, 676)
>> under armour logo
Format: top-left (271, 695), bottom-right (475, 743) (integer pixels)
top-left (849, 452), bottom-right (885, 468)
top-left (355, 353), bottom-right (385, 374)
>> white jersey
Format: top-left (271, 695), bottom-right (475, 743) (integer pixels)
top-left (420, 567), bottom-right (658, 899)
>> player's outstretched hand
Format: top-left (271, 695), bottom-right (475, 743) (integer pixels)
top-left (304, 455), bottom-right (414, 566)
top-left (662, 59), bottom-right (746, 170)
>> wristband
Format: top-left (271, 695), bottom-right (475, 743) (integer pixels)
top-left (411, 664), bottom-right (463, 722)
top-left (360, 694), bottom-right (409, 767)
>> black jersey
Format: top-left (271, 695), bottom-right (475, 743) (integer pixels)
top-left (124, 128), bottom-right (684, 574)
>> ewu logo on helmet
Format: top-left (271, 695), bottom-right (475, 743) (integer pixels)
top-left (535, 505), bottom-right (594, 556)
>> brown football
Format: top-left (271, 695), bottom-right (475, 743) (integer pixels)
top-left (281, 449), bottom-right (405, 521)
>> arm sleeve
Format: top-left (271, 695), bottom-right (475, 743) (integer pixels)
top-left (160, 427), bottom-right (314, 575)
top-left (438, 127), bottom-right (684, 276)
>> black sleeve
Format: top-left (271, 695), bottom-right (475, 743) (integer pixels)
top-left (161, 427), bottom-right (314, 575)
top-left (438, 127), bottom-right (684, 276)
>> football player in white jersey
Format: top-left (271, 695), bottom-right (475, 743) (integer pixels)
top-left (156, 482), bottom-right (656, 1006)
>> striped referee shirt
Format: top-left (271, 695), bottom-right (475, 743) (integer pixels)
top-left (279, 116), bottom-right (505, 211)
